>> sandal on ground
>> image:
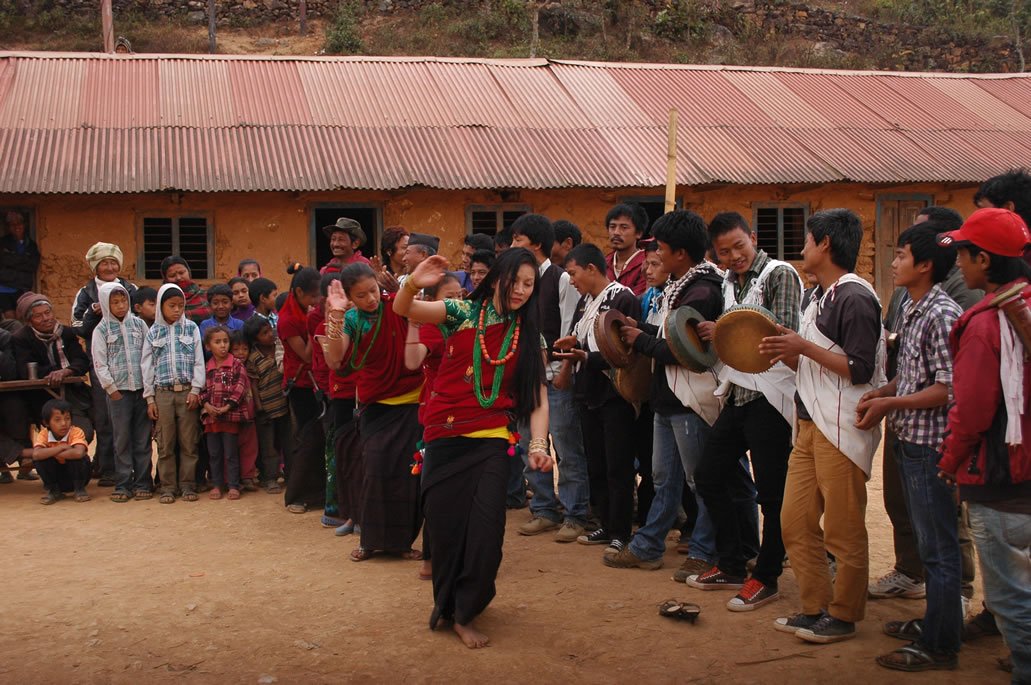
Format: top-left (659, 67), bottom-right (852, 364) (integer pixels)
top-left (875, 643), bottom-right (957, 672)
top-left (40, 491), bottom-right (63, 505)
top-left (227, 488), bottom-right (241, 500)
top-left (350, 547), bottom-right (374, 562)
top-left (74, 489), bottom-right (91, 502)
top-left (400, 549), bottom-right (423, 561)
top-left (181, 490), bottom-right (199, 502)
top-left (658, 599), bottom-right (701, 623)
top-left (241, 479), bottom-right (258, 492)
top-left (418, 569), bottom-right (433, 581)
top-left (133, 490), bottom-right (153, 500)
top-left (110, 491), bottom-right (132, 503)
top-left (884, 619), bottom-right (923, 640)
top-left (17, 470), bottom-right (39, 481)
top-left (159, 492), bottom-right (176, 504)
top-left (265, 481), bottom-right (282, 494)
top-left (286, 503), bottom-right (307, 514)
top-left (0, 471), bottom-right (12, 484)
top-left (209, 488), bottom-right (223, 500)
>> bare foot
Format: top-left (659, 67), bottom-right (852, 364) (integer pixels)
top-left (453, 621), bottom-right (490, 649)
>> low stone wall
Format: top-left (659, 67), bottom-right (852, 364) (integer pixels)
top-left (750, 1), bottom-right (1019, 72)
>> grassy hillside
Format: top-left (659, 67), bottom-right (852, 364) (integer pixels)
top-left (0, 0), bottom-right (1026, 72)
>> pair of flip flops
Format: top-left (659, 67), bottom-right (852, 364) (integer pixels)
top-left (659, 599), bottom-right (701, 623)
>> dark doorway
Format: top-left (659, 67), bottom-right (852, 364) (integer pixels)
top-left (620, 196), bottom-right (682, 237)
top-left (310, 204), bottom-right (382, 270)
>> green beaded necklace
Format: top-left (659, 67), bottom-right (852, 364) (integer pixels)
top-left (347, 303), bottom-right (383, 371)
top-left (472, 300), bottom-right (518, 409)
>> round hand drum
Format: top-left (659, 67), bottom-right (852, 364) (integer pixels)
top-left (713, 304), bottom-right (779, 374)
top-left (595, 309), bottom-right (634, 369)
top-left (613, 354), bottom-right (652, 404)
top-left (664, 306), bottom-right (718, 372)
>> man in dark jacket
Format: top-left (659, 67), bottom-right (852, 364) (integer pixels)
top-left (0, 323), bottom-right (35, 483)
top-left (0, 211), bottom-right (40, 320)
top-left (937, 208), bottom-right (1031, 684)
top-left (12, 292), bottom-right (94, 444)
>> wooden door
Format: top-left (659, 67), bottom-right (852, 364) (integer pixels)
top-left (875, 195), bottom-right (931, 303)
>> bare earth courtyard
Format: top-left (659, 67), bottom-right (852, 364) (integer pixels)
top-left (0, 453), bottom-right (1012, 685)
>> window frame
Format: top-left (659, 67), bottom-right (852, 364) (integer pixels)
top-left (136, 212), bottom-right (215, 281)
top-left (752, 203), bottom-right (810, 262)
top-left (0, 206), bottom-right (37, 241)
top-left (465, 203), bottom-right (533, 236)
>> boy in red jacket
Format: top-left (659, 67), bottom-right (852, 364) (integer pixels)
top-left (937, 207), bottom-right (1031, 684)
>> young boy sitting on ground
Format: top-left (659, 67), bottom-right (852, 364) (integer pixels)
top-left (32, 399), bottom-right (90, 505)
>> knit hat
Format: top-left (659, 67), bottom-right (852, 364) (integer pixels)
top-left (16, 291), bottom-right (51, 321)
top-left (84, 242), bottom-right (123, 272)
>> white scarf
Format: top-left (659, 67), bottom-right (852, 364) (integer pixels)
top-left (573, 281), bottom-right (631, 351)
top-left (999, 310), bottom-right (1025, 445)
top-left (659, 261), bottom-right (723, 317)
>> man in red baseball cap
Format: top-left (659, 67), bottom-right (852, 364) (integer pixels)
top-left (936, 206), bottom-right (1031, 684)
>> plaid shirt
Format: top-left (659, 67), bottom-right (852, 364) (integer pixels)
top-left (246, 348), bottom-right (288, 419)
top-left (142, 319), bottom-right (206, 398)
top-left (200, 355), bottom-right (253, 425)
top-left (91, 314), bottom-right (148, 393)
top-left (728, 250), bottom-right (802, 405)
top-left (889, 284), bottom-right (961, 447)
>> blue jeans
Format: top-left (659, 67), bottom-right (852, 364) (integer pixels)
top-left (107, 389), bottom-right (153, 494)
top-left (629, 411), bottom-right (714, 562)
top-left (968, 502), bottom-right (1031, 682)
top-left (896, 440), bottom-right (962, 655)
top-left (520, 383), bottom-right (590, 526)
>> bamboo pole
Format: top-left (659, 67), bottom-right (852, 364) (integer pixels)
top-left (664, 108), bottom-right (678, 213)
top-left (101, 0), bottom-right (114, 53)
top-left (208, 0), bottom-right (217, 54)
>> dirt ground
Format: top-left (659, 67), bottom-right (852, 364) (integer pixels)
top-left (0, 449), bottom-right (1013, 685)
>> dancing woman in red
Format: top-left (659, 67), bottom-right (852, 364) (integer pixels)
top-left (324, 263), bottom-right (424, 563)
top-left (391, 248), bottom-right (553, 649)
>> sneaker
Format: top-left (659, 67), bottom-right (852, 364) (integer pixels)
top-left (334, 521), bottom-right (355, 536)
top-left (795, 614), bottom-right (856, 644)
top-left (727, 579), bottom-right (780, 611)
top-left (869, 569), bottom-right (926, 599)
top-left (672, 557), bottom-right (712, 583)
top-left (685, 567), bottom-right (745, 591)
top-left (602, 546), bottom-right (663, 570)
top-left (16, 470), bottom-right (39, 481)
top-left (518, 516), bottom-right (561, 536)
top-left (774, 612), bottom-right (823, 634)
top-left (604, 539), bottom-right (626, 555)
top-left (577, 528), bottom-right (611, 546)
top-left (321, 515), bottom-right (348, 528)
top-left (555, 521), bottom-right (585, 543)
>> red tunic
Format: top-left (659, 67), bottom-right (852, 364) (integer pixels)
top-left (417, 323), bottom-right (445, 425)
top-left (342, 293), bottom-right (423, 404)
top-left (278, 292), bottom-right (312, 389)
top-left (421, 321), bottom-right (520, 444)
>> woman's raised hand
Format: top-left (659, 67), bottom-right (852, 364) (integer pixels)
top-left (327, 279), bottom-right (350, 312)
top-left (408, 255), bottom-right (450, 289)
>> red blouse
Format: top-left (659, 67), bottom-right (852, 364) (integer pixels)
top-left (417, 323), bottom-right (445, 425)
top-left (277, 292), bottom-right (312, 390)
top-left (341, 293), bottom-right (423, 404)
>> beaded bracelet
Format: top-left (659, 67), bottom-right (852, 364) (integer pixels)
top-left (528, 438), bottom-right (549, 453)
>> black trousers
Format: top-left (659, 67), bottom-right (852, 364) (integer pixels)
top-left (695, 397), bottom-right (792, 586)
top-left (579, 397), bottom-right (638, 542)
top-left (634, 405), bottom-right (655, 527)
top-left (34, 456), bottom-right (91, 493)
top-left (284, 388), bottom-right (326, 509)
top-left (206, 432), bottom-right (240, 489)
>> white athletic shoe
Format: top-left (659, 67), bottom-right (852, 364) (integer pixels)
top-left (868, 569), bottom-right (926, 599)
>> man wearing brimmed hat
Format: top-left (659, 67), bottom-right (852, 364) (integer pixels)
top-left (320, 218), bottom-right (370, 275)
top-left (935, 207), bottom-right (1031, 683)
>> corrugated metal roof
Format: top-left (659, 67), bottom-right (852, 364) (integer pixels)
top-left (1, 51), bottom-right (1030, 194)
